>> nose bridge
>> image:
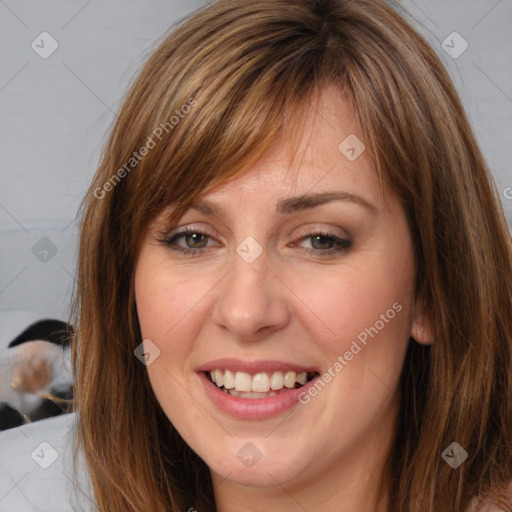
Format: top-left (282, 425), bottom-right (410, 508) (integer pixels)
top-left (212, 235), bottom-right (289, 338)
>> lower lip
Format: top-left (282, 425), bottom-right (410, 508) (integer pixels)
top-left (198, 371), bottom-right (319, 420)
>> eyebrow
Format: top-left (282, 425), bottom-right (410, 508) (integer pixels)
top-left (189, 191), bottom-right (378, 217)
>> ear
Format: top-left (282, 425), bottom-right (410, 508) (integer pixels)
top-left (410, 299), bottom-right (434, 345)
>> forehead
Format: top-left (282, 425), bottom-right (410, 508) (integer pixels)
top-left (147, 84), bottom-right (392, 235)
top-left (195, 85), bottom-right (381, 210)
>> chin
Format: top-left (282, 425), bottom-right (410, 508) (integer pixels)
top-left (196, 433), bottom-right (313, 488)
top-left (209, 455), bottom-right (306, 488)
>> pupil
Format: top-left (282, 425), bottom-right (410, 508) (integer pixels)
top-left (187, 233), bottom-right (206, 248)
top-left (312, 235), bottom-right (332, 250)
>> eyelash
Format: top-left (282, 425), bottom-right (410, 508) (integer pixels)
top-left (158, 226), bottom-right (352, 257)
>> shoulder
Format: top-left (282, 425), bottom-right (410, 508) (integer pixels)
top-left (0, 412), bottom-right (96, 511)
top-left (466, 481), bottom-right (512, 512)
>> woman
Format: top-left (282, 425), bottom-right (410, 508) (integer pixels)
top-left (71, 0), bottom-right (512, 510)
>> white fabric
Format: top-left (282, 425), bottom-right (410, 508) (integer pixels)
top-left (0, 413), bottom-right (95, 511)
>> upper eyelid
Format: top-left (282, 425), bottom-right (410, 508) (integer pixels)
top-left (163, 223), bottom-right (349, 239)
top-left (164, 225), bottom-right (351, 246)
top-left (164, 229), bottom-right (352, 259)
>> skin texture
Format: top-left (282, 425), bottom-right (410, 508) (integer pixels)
top-left (134, 86), bottom-right (433, 512)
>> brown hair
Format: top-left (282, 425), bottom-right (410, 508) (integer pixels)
top-left (71, 0), bottom-right (512, 510)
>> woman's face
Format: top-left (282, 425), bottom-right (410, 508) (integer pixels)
top-left (134, 86), bottom-right (430, 500)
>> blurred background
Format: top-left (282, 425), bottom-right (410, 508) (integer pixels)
top-left (0, 0), bottom-right (511, 403)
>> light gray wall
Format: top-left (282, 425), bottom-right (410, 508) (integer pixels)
top-left (400, 0), bottom-right (512, 223)
top-left (0, 0), bottom-right (208, 350)
top-left (0, 0), bottom-right (510, 349)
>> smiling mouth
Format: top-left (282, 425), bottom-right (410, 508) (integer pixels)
top-left (204, 369), bottom-right (320, 399)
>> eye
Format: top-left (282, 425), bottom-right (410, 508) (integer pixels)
top-left (158, 226), bottom-right (352, 257)
top-left (290, 228), bottom-right (352, 255)
top-left (158, 226), bottom-right (217, 256)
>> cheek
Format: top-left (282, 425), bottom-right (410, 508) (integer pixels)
top-left (289, 261), bottom-right (413, 448)
top-left (134, 255), bottom-right (221, 396)
top-left (289, 240), bottom-right (414, 400)
top-left (135, 258), bottom-right (204, 342)
top-left (134, 261), bottom-right (195, 410)
top-left (296, 259), bottom-right (412, 347)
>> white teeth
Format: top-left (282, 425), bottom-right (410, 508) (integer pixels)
top-left (283, 371), bottom-right (296, 388)
top-left (252, 373), bottom-right (270, 392)
top-left (208, 369), bottom-right (311, 393)
top-left (223, 369), bottom-right (235, 389)
top-left (296, 372), bottom-right (307, 385)
top-left (234, 371), bottom-right (252, 392)
top-left (270, 371), bottom-right (284, 390)
top-left (214, 369), bottom-right (224, 387)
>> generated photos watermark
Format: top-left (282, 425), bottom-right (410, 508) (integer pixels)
top-left (93, 97), bottom-right (197, 199)
top-left (298, 301), bottom-right (403, 404)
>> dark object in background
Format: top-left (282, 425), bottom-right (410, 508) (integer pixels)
top-left (30, 384), bottom-right (74, 422)
top-left (0, 319), bottom-right (74, 431)
top-left (0, 401), bottom-right (29, 430)
top-left (8, 319), bottom-right (73, 349)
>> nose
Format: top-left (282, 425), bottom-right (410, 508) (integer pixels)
top-left (212, 240), bottom-right (291, 341)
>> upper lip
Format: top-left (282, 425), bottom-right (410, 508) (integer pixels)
top-left (196, 358), bottom-right (320, 374)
